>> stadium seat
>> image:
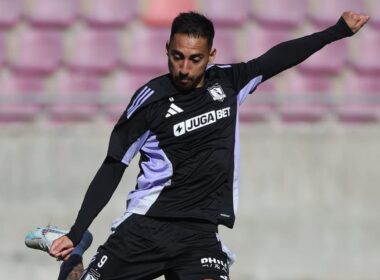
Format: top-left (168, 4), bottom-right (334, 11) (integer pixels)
top-left (47, 71), bottom-right (101, 122)
top-left (81, 0), bottom-right (138, 27)
top-left (279, 72), bottom-right (333, 123)
top-left (336, 73), bottom-right (380, 123)
top-left (243, 26), bottom-right (291, 61)
top-left (0, 0), bottom-right (22, 28)
top-left (308, 0), bottom-right (366, 27)
top-left (25, 0), bottom-right (78, 28)
top-left (350, 26), bottom-right (380, 75)
top-left (198, 0), bottom-right (249, 27)
top-left (8, 27), bottom-right (63, 74)
top-left (102, 70), bottom-right (157, 121)
top-left (66, 27), bottom-right (120, 74)
top-left (250, 0), bottom-right (307, 29)
top-left (367, 0), bottom-right (380, 29)
top-left (0, 72), bottom-right (43, 122)
top-left (213, 28), bottom-right (239, 64)
top-left (0, 31), bottom-right (5, 66)
top-left (297, 38), bottom-right (348, 75)
top-left (140, 0), bottom-right (196, 27)
top-left (122, 25), bottom-right (168, 73)
top-left (239, 80), bottom-right (277, 122)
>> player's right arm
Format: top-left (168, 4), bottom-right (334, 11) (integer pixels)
top-left (50, 156), bottom-right (127, 260)
top-left (50, 99), bottom-right (151, 260)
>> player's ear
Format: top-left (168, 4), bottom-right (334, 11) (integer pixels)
top-left (166, 41), bottom-right (170, 56)
top-left (208, 48), bottom-right (216, 64)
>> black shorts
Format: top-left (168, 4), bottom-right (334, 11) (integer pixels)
top-left (80, 214), bottom-right (231, 280)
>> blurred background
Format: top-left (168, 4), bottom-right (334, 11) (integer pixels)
top-left (0, 0), bottom-right (379, 279)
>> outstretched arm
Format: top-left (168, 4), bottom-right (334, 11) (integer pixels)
top-left (255, 11), bottom-right (369, 82)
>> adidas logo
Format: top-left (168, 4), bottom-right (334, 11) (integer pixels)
top-left (165, 103), bottom-right (184, 118)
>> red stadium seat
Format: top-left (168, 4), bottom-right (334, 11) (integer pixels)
top-left (308, 0), bottom-right (366, 27)
top-left (8, 27), bottom-right (63, 75)
top-left (198, 0), bottom-right (249, 27)
top-left (242, 26), bottom-right (291, 61)
top-left (81, 0), bottom-right (138, 27)
top-left (47, 71), bottom-right (101, 122)
top-left (350, 26), bottom-right (380, 75)
top-left (239, 80), bottom-right (276, 122)
top-left (26, 0), bottom-right (78, 28)
top-left (336, 73), bottom-right (380, 123)
top-left (297, 38), bottom-right (348, 75)
top-left (140, 0), bottom-right (197, 27)
top-left (122, 26), bottom-right (168, 73)
top-left (279, 72), bottom-right (333, 123)
top-left (0, 0), bottom-right (22, 28)
top-left (66, 27), bottom-right (120, 74)
top-left (250, 0), bottom-right (307, 29)
top-left (0, 72), bottom-right (43, 122)
top-left (102, 70), bottom-right (157, 121)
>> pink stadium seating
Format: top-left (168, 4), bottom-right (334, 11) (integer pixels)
top-left (308, 0), bottom-right (366, 27)
top-left (8, 28), bottom-right (62, 74)
top-left (198, 0), bottom-right (249, 27)
top-left (239, 79), bottom-right (276, 122)
top-left (140, 0), bottom-right (197, 27)
top-left (0, 73), bottom-right (43, 122)
top-left (279, 72), bottom-right (333, 123)
top-left (0, 0), bottom-right (22, 28)
top-left (350, 26), bottom-right (380, 75)
top-left (250, 0), bottom-right (307, 29)
top-left (0, 31), bottom-right (5, 66)
top-left (102, 70), bottom-right (157, 121)
top-left (213, 28), bottom-right (238, 64)
top-left (297, 39), bottom-right (348, 75)
top-left (243, 27), bottom-right (291, 61)
top-left (122, 26), bottom-right (168, 73)
top-left (336, 73), bottom-right (380, 123)
top-left (81, 0), bottom-right (137, 27)
top-left (66, 28), bottom-right (120, 74)
top-left (26, 0), bottom-right (78, 28)
top-left (47, 71), bottom-right (101, 122)
top-left (368, 0), bottom-right (380, 28)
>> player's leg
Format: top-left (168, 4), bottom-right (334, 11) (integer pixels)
top-left (164, 231), bottom-right (233, 280)
top-left (80, 214), bottom-right (170, 279)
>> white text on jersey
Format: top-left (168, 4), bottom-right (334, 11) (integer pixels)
top-left (173, 107), bottom-right (230, 137)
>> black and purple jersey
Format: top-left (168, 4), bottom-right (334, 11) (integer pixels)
top-left (108, 63), bottom-right (263, 229)
top-left (67, 17), bottom-right (353, 245)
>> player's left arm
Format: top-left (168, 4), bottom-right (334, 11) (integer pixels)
top-left (253, 11), bottom-right (369, 82)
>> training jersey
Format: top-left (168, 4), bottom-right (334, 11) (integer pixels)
top-left (67, 17), bottom-right (353, 245)
top-left (108, 63), bottom-right (262, 229)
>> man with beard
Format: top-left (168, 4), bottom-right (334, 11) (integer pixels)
top-left (27, 10), bottom-right (369, 280)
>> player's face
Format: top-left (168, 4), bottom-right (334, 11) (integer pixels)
top-left (166, 33), bottom-right (216, 91)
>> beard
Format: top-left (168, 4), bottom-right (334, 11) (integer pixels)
top-left (171, 73), bottom-right (204, 92)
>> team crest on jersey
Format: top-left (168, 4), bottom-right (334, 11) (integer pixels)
top-left (207, 83), bottom-right (226, 102)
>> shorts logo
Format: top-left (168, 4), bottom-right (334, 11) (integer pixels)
top-left (208, 83), bottom-right (226, 102)
top-left (201, 257), bottom-right (229, 274)
top-left (84, 268), bottom-right (100, 280)
top-left (173, 107), bottom-right (230, 137)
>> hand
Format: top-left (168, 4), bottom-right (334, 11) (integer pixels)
top-left (342, 11), bottom-right (370, 33)
top-left (49, 235), bottom-right (74, 261)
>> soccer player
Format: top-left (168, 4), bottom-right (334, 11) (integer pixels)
top-left (29, 10), bottom-right (369, 280)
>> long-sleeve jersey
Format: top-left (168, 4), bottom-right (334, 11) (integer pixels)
top-left (67, 17), bottom-right (353, 245)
